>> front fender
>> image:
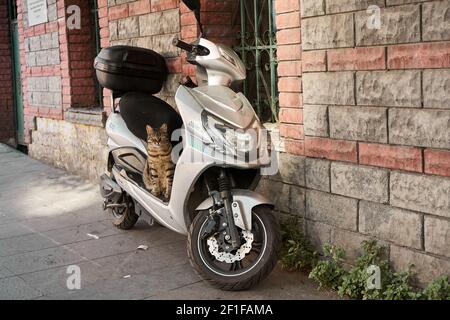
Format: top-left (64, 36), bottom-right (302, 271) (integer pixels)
top-left (196, 189), bottom-right (274, 231)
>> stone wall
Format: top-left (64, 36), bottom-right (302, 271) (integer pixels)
top-left (262, 0), bottom-right (450, 286)
top-left (29, 117), bottom-right (108, 180)
top-left (100, 0), bottom-right (182, 108)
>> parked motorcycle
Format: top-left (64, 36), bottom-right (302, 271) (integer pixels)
top-left (96, 0), bottom-right (281, 291)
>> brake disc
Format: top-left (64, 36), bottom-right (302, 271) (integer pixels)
top-left (207, 231), bottom-right (254, 263)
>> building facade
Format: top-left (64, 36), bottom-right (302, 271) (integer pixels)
top-left (0, 0), bottom-right (449, 285)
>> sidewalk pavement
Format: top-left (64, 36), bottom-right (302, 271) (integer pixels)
top-left (0, 143), bottom-right (338, 300)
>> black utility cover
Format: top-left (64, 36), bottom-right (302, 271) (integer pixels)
top-left (94, 46), bottom-right (168, 94)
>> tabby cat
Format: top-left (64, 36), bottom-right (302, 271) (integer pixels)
top-left (143, 124), bottom-right (175, 201)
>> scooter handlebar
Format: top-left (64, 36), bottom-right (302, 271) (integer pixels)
top-left (172, 38), bottom-right (210, 56)
top-left (172, 38), bottom-right (194, 53)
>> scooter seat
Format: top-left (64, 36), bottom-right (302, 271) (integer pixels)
top-left (119, 92), bottom-right (183, 143)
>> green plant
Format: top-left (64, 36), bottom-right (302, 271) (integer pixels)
top-left (338, 240), bottom-right (390, 299)
top-left (382, 269), bottom-right (420, 300)
top-left (309, 245), bottom-right (347, 290)
top-left (422, 276), bottom-right (450, 300)
top-left (279, 219), bottom-right (317, 272)
top-left (280, 227), bottom-right (450, 300)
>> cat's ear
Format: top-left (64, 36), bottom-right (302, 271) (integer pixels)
top-left (146, 125), bottom-right (154, 136)
top-left (160, 123), bottom-right (168, 134)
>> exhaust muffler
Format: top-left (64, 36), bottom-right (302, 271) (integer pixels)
top-left (100, 174), bottom-right (123, 207)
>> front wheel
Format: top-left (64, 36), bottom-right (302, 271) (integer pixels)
top-left (187, 205), bottom-right (281, 291)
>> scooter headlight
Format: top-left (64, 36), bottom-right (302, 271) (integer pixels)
top-left (202, 113), bottom-right (259, 158)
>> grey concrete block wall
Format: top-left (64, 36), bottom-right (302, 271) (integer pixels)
top-left (108, 5), bottom-right (181, 103)
top-left (329, 106), bottom-right (388, 143)
top-left (27, 76), bottom-right (62, 108)
top-left (303, 72), bottom-right (355, 105)
top-left (306, 189), bottom-right (358, 231)
top-left (331, 162), bottom-right (389, 203)
top-left (305, 158), bottom-right (331, 192)
top-left (356, 71), bottom-right (422, 107)
top-left (25, 32), bottom-right (60, 67)
top-left (326, 0), bottom-right (385, 14)
top-left (423, 70), bottom-right (450, 109)
top-left (422, 0), bottom-right (450, 41)
top-left (29, 118), bottom-right (109, 181)
top-left (390, 172), bottom-right (450, 218)
top-left (261, 1), bottom-right (450, 284)
top-left (355, 5), bottom-right (420, 46)
top-left (109, 9), bottom-right (180, 58)
top-left (359, 201), bottom-right (422, 249)
top-left (301, 13), bottom-right (354, 50)
top-left (304, 105), bottom-right (329, 137)
top-left (389, 108), bottom-right (450, 149)
top-left (390, 245), bottom-right (450, 285)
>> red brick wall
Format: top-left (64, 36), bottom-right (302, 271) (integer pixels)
top-left (16, 0), bottom-right (65, 143)
top-left (275, 0), bottom-right (303, 155)
top-left (200, 0), bottom-right (238, 47)
top-left (96, 0), bottom-right (110, 110)
top-left (0, 0), bottom-right (14, 144)
top-left (180, 0), bottom-right (238, 79)
top-left (14, 0), bottom-right (101, 143)
top-left (184, 1), bottom-right (239, 88)
top-left (65, 0), bottom-right (98, 108)
top-left (179, 1), bottom-right (197, 78)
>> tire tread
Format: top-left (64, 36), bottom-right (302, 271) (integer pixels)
top-left (187, 206), bottom-right (281, 291)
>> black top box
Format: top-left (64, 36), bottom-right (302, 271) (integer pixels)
top-left (94, 46), bottom-right (168, 95)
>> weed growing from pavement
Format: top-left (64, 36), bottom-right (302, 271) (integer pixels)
top-left (279, 222), bottom-right (450, 300)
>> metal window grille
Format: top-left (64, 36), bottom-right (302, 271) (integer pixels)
top-left (234, 0), bottom-right (278, 123)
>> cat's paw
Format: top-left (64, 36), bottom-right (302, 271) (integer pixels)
top-left (151, 187), bottom-right (161, 196)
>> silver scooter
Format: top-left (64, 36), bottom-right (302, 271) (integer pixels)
top-left (99, 0), bottom-right (280, 291)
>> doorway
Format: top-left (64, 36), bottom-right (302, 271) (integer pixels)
top-left (8, 0), bottom-right (24, 145)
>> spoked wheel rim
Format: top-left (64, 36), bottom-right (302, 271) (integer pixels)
top-left (197, 212), bottom-right (267, 277)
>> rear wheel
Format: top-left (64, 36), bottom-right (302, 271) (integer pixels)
top-left (187, 205), bottom-right (281, 291)
top-left (109, 195), bottom-right (139, 230)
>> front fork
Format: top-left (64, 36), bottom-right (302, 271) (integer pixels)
top-left (217, 170), bottom-right (241, 249)
top-left (202, 169), bottom-right (242, 250)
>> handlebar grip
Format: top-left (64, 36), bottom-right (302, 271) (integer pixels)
top-left (172, 38), bottom-right (194, 52)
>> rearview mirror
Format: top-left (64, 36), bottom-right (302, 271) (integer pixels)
top-left (181, 0), bottom-right (203, 34)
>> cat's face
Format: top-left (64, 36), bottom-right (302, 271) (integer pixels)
top-left (146, 124), bottom-right (169, 147)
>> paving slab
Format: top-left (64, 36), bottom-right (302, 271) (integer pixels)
top-left (149, 266), bottom-right (338, 300)
top-left (0, 276), bottom-right (43, 300)
top-left (0, 144), bottom-right (339, 300)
